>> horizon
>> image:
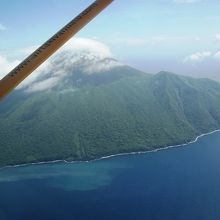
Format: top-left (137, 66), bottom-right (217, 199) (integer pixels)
top-left (1, 0), bottom-right (220, 81)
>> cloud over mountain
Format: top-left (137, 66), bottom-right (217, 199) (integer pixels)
top-left (0, 38), bottom-right (123, 92)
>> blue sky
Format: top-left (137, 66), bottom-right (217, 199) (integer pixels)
top-left (1, 0), bottom-right (220, 80)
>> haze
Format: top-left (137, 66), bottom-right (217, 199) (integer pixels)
top-left (1, 0), bottom-right (220, 81)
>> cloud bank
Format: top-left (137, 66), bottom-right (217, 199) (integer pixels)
top-left (0, 38), bottom-right (123, 93)
top-left (184, 51), bottom-right (220, 62)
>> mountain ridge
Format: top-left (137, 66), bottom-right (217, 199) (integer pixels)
top-left (1, 62), bottom-right (220, 167)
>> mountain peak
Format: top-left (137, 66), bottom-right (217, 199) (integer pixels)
top-left (2, 67), bottom-right (220, 167)
top-left (156, 71), bottom-right (178, 77)
top-left (17, 38), bottom-right (128, 93)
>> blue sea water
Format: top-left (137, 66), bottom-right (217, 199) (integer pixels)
top-left (1, 131), bottom-right (220, 220)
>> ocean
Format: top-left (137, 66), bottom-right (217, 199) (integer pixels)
top-left (1, 131), bottom-right (220, 220)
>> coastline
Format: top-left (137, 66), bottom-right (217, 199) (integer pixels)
top-left (1, 129), bottom-right (220, 170)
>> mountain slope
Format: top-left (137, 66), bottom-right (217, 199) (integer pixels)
top-left (1, 67), bottom-right (220, 167)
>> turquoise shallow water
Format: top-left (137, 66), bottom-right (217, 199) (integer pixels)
top-left (1, 131), bottom-right (220, 220)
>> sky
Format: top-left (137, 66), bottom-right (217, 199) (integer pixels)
top-left (1, 0), bottom-right (220, 81)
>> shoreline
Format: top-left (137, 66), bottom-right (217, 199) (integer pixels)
top-left (1, 129), bottom-right (220, 170)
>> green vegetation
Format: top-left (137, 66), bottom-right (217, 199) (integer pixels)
top-left (1, 69), bottom-right (220, 167)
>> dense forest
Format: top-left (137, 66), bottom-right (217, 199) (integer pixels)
top-left (1, 65), bottom-right (220, 167)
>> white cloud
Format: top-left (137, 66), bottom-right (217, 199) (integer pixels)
top-left (19, 45), bottom-right (39, 55)
top-left (215, 33), bottom-right (220, 42)
top-left (213, 51), bottom-right (220, 59)
top-left (29, 77), bottom-right (59, 92)
top-left (0, 56), bottom-right (20, 79)
top-left (0, 24), bottom-right (6, 31)
top-left (84, 58), bottom-right (123, 74)
top-left (184, 51), bottom-right (212, 62)
top-left (15, 38), bottom-right (123, 92)
top-left (184, 50), bottom-right (220, 62)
